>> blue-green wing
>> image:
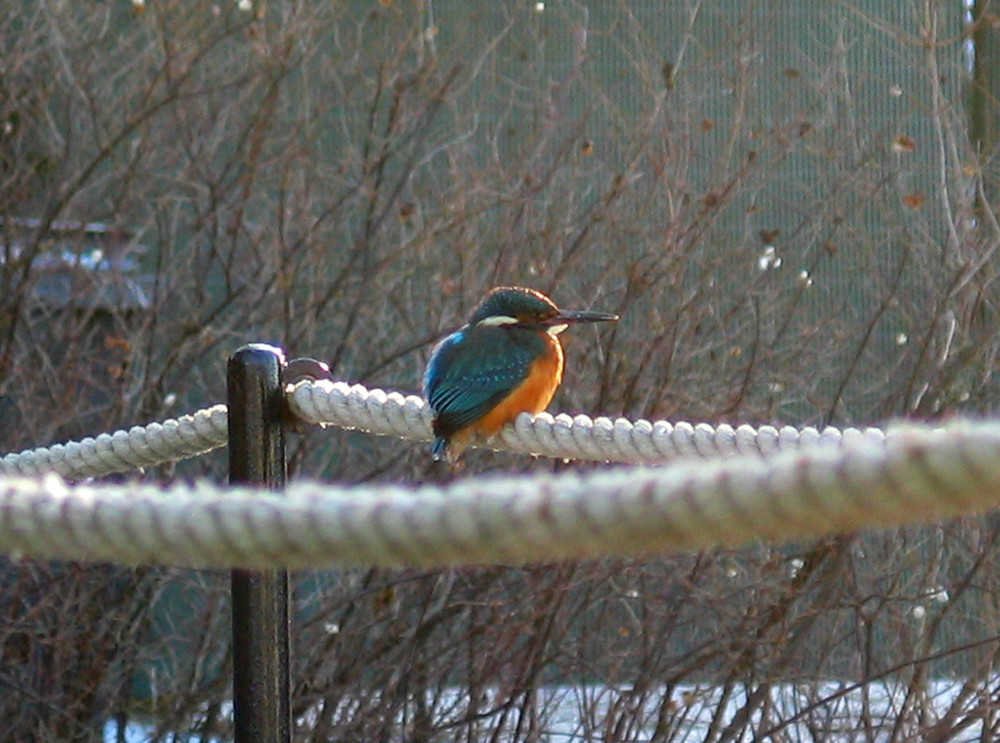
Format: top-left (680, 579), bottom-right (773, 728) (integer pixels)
top-left (423, 327), bottom-right (535, 435)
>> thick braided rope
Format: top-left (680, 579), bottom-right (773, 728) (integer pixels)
top-left (0, 406), bottom-right (228, 478)
top-left (0, 379), bottom-right (885, 478)
top-left (0, 421), bottom-right (995, 569)
top-left (287, 380), bottom-right (887, 463)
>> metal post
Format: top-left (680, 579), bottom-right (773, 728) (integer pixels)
top-left (227, 344), bottom-right (291, 743)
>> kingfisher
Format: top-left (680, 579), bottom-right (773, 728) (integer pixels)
top-left (423, 286), bottom-right (618, 461)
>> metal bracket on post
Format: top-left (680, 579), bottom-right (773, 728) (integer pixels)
top-left (227, 344), bottom-right (291, 743)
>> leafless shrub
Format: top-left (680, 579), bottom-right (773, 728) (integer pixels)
top-left (2, 1), bottom-right (1000, 741)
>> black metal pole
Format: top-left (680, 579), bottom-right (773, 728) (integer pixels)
top-left (227, 344), bottom-right (291, 743)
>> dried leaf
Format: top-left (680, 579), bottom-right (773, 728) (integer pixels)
top-left (892, 134), bottom-right (916, 153)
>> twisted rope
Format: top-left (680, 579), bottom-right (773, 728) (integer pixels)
top-left (0, 420), bottom-right (995, 569)
top-left (0, 379), bottom-right (885, 478)
top-left (0, 406), bottom-right (228, 479)
top-left (287, 379), bottom-right (887, 463)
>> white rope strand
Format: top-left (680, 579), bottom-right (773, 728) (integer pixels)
top-left (0, 406), bottom-right (228, 479)
top-left (0, 421), bottom-right (995, 569)
top-left (0, 379), bottom-right (887, 478)
top-left (287, 379), bottom-right (887, 463)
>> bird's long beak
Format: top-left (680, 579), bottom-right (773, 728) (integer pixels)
top-left (551, 309), bottom-right (619, 325)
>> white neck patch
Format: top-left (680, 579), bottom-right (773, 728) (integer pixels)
top-left (477, 315), bottom-right (519, 327)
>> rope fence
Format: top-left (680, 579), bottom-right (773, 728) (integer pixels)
top-left (0, 379), bottom-right (886, 479)
top-left (0, 420), bottom-right (995, 569)
top-left (0, 405), bottom-right (230, 479)
top-left (1, 375), bottom-right (997, 570)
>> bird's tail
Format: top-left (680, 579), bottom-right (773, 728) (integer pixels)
top-left (431, 437), bottom-right (449, 462)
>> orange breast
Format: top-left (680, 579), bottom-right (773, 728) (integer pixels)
top-left (470, 338), bottom-right (564, 437)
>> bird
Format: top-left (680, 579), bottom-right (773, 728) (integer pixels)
top-left (423, 286), bottom-right (618, 461)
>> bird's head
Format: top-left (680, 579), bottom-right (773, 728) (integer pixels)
top-left (468, 286), bottom-right (618, 335)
